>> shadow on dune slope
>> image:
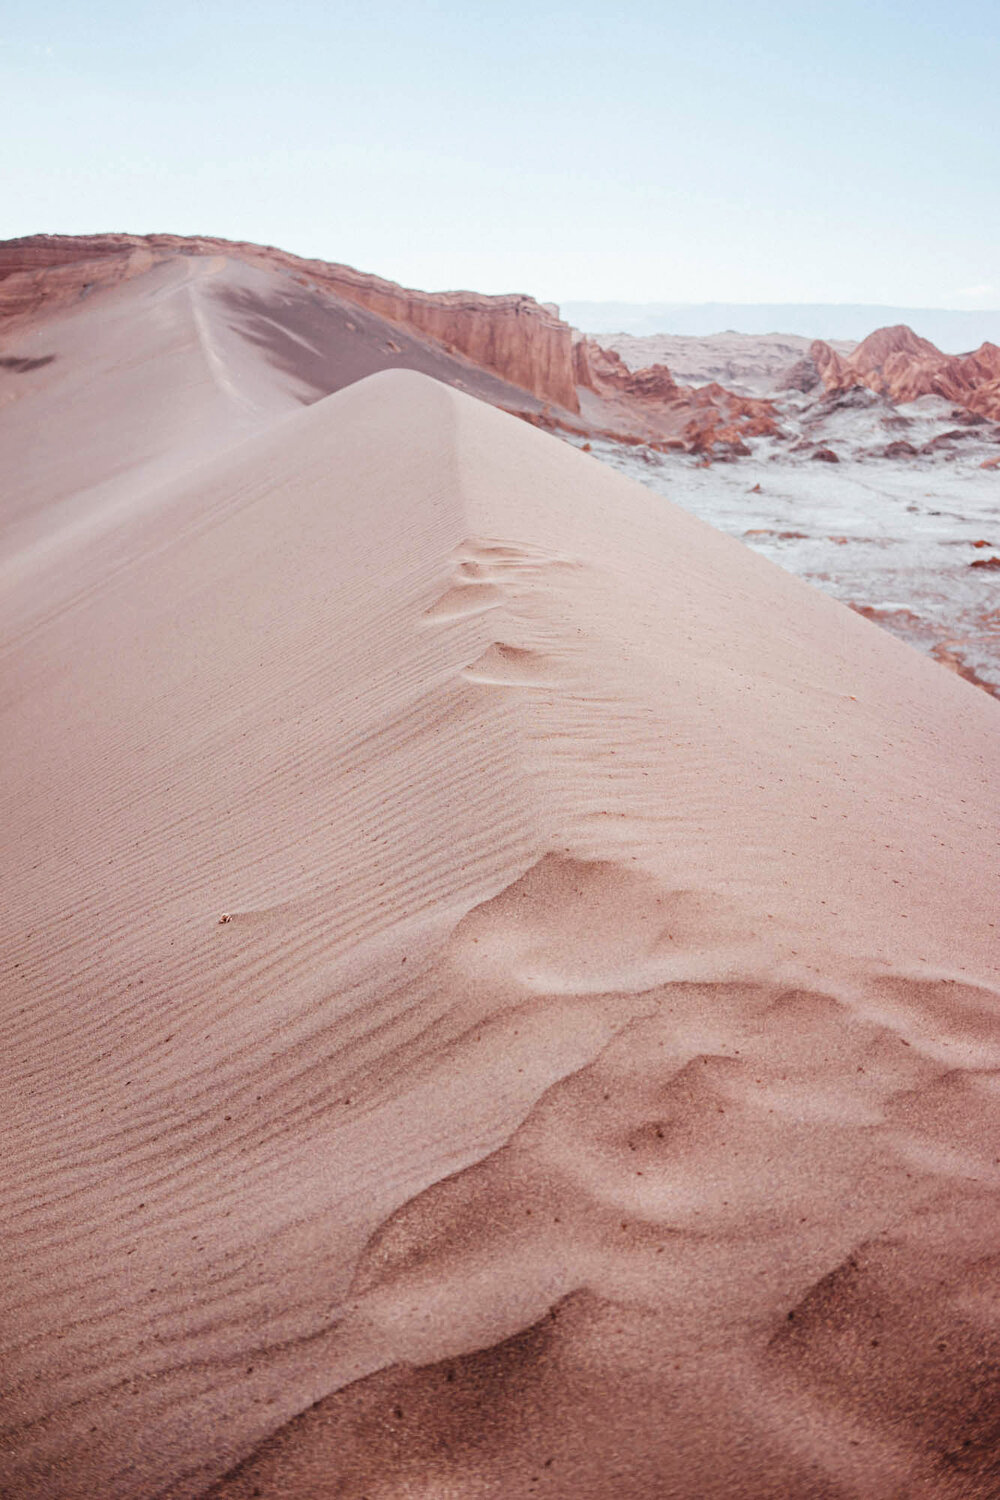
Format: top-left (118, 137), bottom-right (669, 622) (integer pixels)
top-left (212, 281), bottom-right (557, 417)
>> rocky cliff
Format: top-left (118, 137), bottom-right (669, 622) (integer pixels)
top-left (0, 237), bottom-right (160, 327)
top-left (810, 324), bottom-right (1000, 421)
top-left (573, 335), bottom-right (681, 402)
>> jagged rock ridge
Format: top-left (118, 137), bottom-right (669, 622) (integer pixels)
top-left (810, 324), bottom-right (1000, 421)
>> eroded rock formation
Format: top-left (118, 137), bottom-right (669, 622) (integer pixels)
top-left (573, 336), bottom-right (780, 453)
top-left (810, 324), bottom-right (1000, 422)
top-left (573, 336), bottom-right (680, 402)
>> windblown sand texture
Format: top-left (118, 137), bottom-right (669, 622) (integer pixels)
top-left (2, 255), bottom-right (1000, 1499)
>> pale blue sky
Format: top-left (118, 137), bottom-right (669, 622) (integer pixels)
top-left (2, 0), bottom-right (997, 307)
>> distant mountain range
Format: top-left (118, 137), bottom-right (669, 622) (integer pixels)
top-left (560, 302), bottom-right (1000, 353)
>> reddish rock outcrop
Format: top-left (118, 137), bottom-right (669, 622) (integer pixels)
top-left (0, 237), bottom-right (159, 327)
top-left (882, 439), bottom-right (919, 459)
top-left (681, 383), bottom-right (781, 455)
top-left (810, 324), bottom-right (1000, 422)
top-left (573, 337), bottom-right (780, 453)
top-left (573, 337), bottom-right (681, 403)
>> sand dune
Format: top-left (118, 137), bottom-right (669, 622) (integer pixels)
top-left (2, 337), bottom-right (999, 1496)
top-left (0, 235), bottom-right (787, 455)
top-left (0, 252), bottom-right (555, 648)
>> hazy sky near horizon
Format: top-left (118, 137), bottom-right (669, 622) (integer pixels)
top-left (2, 0), bottom-right (997, 307)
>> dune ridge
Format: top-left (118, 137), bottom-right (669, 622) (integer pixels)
top-left (0, 234), bottom-right (781, 454)
top-left (1, 368), bottom-right (999, 1498)
top-left (0, 232), bottom-right (578, 410)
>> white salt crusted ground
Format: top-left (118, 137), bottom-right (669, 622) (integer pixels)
top-left (1, 281), bottom-right (1000, 1500)
top-left (587, 402), bottom-right (1000, 697)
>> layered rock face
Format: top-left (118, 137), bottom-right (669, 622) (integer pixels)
top-left (573, 335), bottom-right (681, 402)
top-left (0, 237), bottom-right (159, 327)
top-left (330, 268), bottom-right (579, 412)
top-left (811, 324), bottom-right (1000, 421)
top-left (0, 234), bottom-right (580, 412)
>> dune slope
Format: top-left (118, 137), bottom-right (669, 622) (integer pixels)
top-left (0, 252), bottom-right (556, 648)
top-left (0, 233), bottom-right (785, 454)
top-left (1, 370), bottom-right (999, 1499)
